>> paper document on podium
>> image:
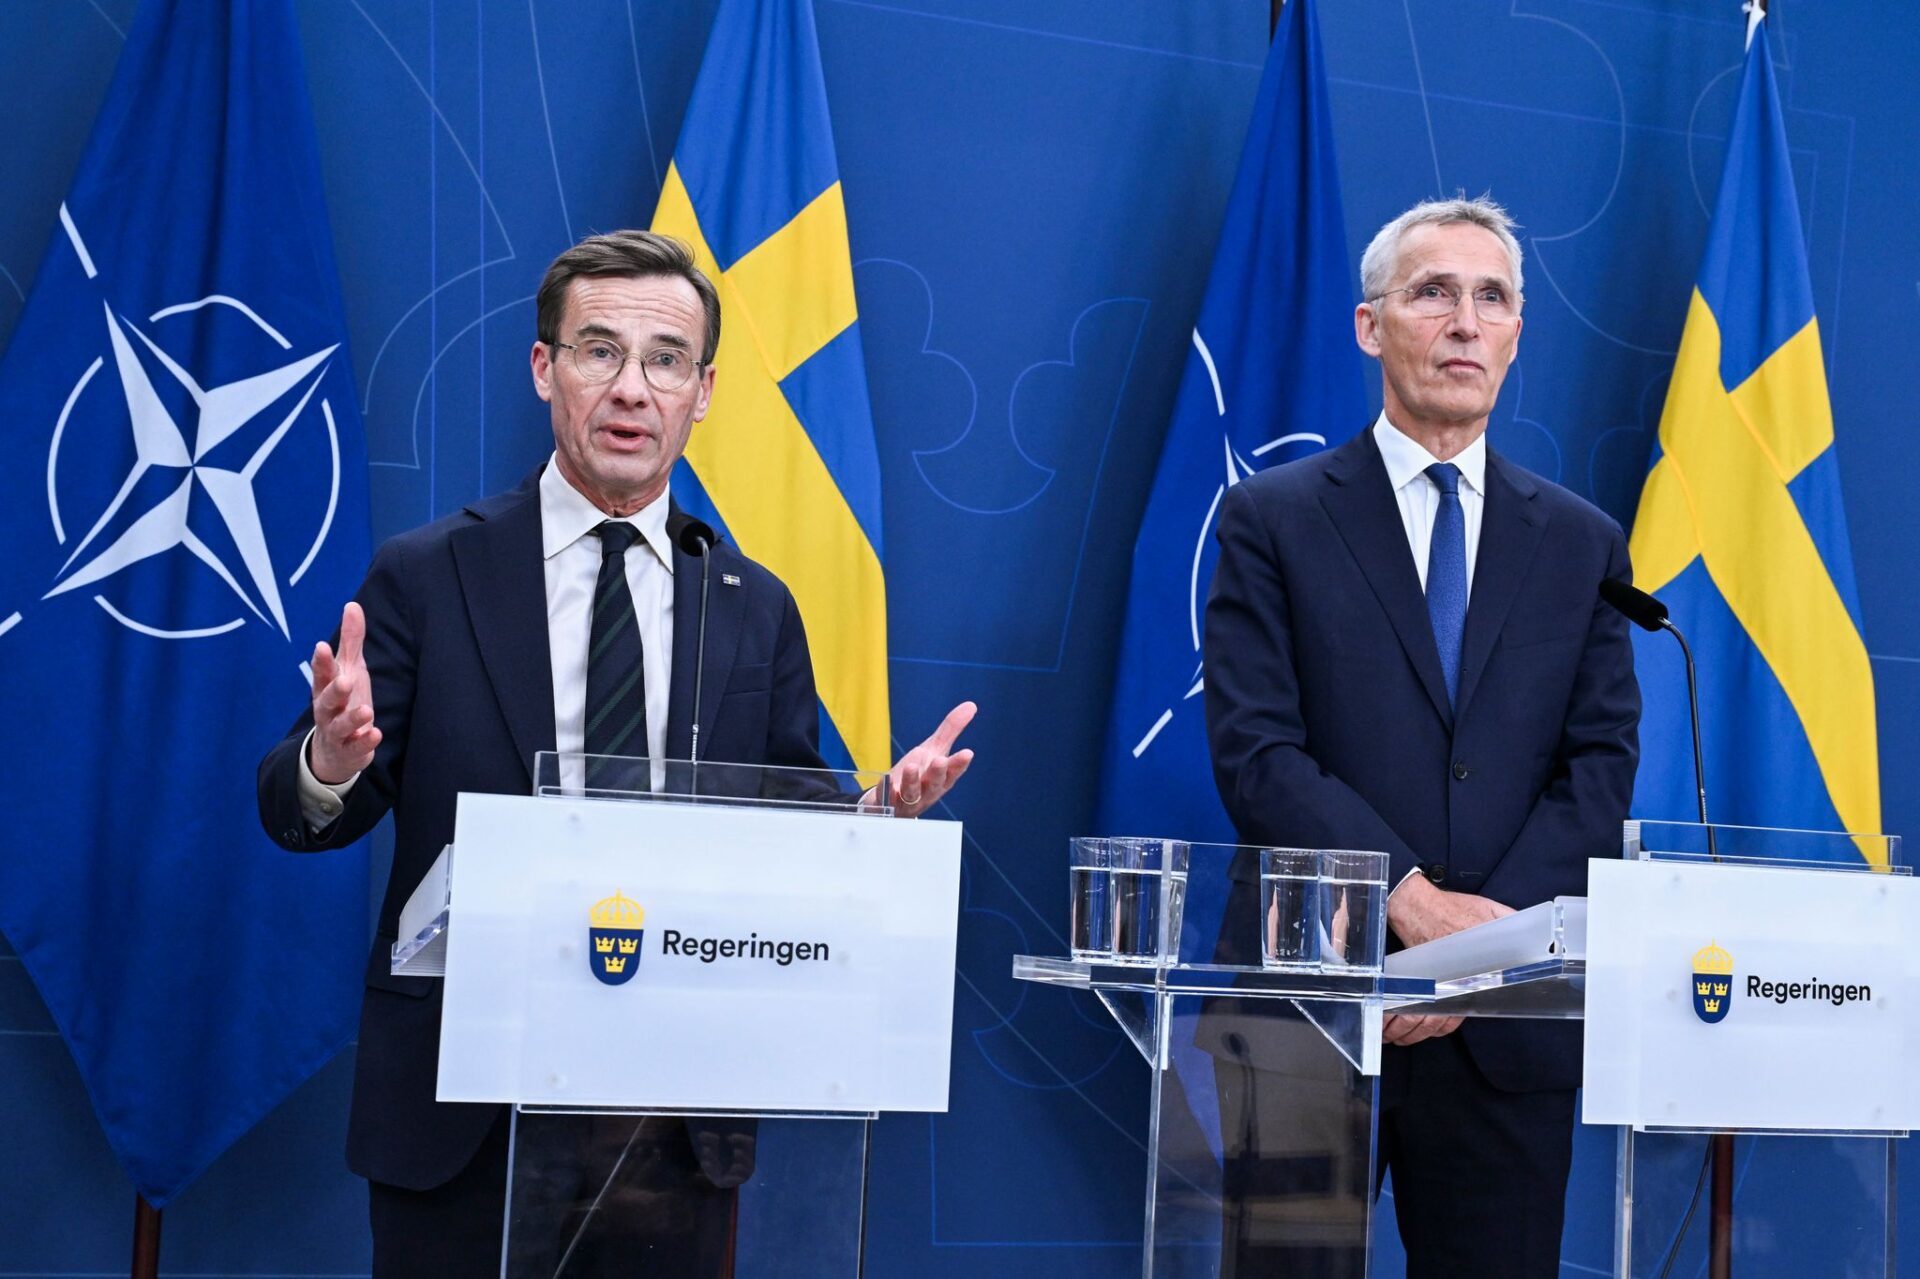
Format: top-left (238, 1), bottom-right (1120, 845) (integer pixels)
top-left (1384, 897), bottom-right (1585, 980)
top-left (392, 845), bottom-right (453, 976)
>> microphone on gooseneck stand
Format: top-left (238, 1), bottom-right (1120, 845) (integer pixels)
top-left (668, 513), bottom-right (719, 782)
top-left (1598, 576), bottom-right (1669, 632)
top-left (1600, 576), bottom-right (1729, 1279)
top-left (1599, 578), bottom-right (1715, 859)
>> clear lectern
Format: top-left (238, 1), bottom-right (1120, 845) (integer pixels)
top-left (1016, 825), bottom-right (1910, 1278)
top-left (393, 754), bottom-right (964, 1276)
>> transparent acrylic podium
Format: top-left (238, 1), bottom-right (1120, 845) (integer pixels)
top-left (1015, 826), bottom-right (1907, 1278)
top-left (1018, 841), bottom-right (1432, 1277)
top-left (391, 752), bottom-right (961, 1278)
top-left (1597, 821), bottom-right (1906, 1279)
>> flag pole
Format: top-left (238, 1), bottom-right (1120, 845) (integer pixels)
top-left (1703, 7), bottom-right (1766, 1268)
top-left (1270, 0), bottom-right (1283, 39)
top-left (1709, 1137), bottom-right (1733, 1277)
top-left (1705, 10), bottom-right (1763, 1266)
top-left (131, 1196), bottom-right (161, 1279)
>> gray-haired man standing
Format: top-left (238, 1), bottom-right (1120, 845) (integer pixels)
top-left (1206, 197), bottom-right (1639, 1276)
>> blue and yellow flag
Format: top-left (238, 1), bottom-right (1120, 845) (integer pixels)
top-left (1628, 17), bottom-right (1879, 859)
top-left (652, 0), bottom-right (889, 774)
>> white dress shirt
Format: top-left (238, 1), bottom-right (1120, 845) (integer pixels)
top-left (1372, 415), bottom-right (1487, 901)
top-left (1372, 413), bottom-right (1486, 597)
top-left (539, 458), bottom-right (675, 793)
top-left (299, 456), bottom-right (675, 826)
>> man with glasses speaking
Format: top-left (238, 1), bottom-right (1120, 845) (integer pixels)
top-left (259, 231), bottom-right (975, 1273)
top-left (1204, 197), bottom-right (1640, 1276)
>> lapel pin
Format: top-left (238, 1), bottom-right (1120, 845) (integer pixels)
top-left (722, 573), bottom-right (741, 587)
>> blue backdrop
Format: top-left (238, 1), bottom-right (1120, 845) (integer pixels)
top-left (2, 1), bottom-right (1917, 1274)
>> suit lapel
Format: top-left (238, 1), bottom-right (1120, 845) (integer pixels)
top-left (450, 473), bottom-right (557, 785)
top-left (1319, 431), bottom-right (1453, 728)
top-left (1453, 451), bottom-right (1548, 718)
top-left (664, 534), bottom-right (746, 760)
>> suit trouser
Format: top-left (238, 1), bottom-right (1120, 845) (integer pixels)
top-left (1217, 1030), bottom-right (1574, 1279)
top-left (367, 1111), bottom-right (740, 1278)
top-left (1377, 1033), bottom-right (1576, 1279)
top-left (368, 1109), bottom-right (512, 1277)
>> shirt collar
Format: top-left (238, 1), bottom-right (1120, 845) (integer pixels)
top-left (538, 455), bottom-right (674, 572)
top-left (1372, 412), bottom-right (1487, 497)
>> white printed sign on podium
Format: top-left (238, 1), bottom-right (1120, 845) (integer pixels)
top-left (390, 754), bottom-right (963, 1276)
top-left (437, 789), bottom-right (961, 1113)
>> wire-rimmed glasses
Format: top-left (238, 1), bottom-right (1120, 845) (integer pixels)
top-left (1370, 280), bottom-right (1520, 323)
top-left (553, 339), bottom-right (704, 391)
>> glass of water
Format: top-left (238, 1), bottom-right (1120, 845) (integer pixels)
top-left (1259, 848), bottom-right (1322, 970)
top-left (1109, 838), bottom-right (1187, 964)
top-left (1258, 848), bottom-right (1390, 972)
top-left (1070, 837), bottom-right (1188, 964)
top-left (1317, 850), bottom-right (1389, 973)
top-left (1069, 837), bottom-right (1117, 959)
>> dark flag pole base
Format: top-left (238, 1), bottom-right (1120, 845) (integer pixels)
top-left (131, 1196), bottom-right (161, 1279)
top-left (1709, 1133), bottom-right (1734, 1279)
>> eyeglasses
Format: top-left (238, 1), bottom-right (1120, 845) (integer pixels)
top-left (553, 340), bottom-right (705, 391)
top-left (1371, 281), bottom-right (1520, 323)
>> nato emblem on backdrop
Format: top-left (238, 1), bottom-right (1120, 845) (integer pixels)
top-left (590, 892), bottom-right (647, 986)
top-left (1121, 404), bottom-right (1330, 766)
top-left (38, 210), bottom-right (348, 643)
top-left (1693, 940), bottom-right (1735, 1025)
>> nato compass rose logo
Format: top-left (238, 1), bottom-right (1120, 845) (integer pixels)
top-left (1126, 328), bottom-right (1326, 763)
top-left (35, 207), bottom-right (346, 649)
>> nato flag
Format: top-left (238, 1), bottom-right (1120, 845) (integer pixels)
top-left (0, 0), bottom-right (370, 1204)
top-left (1095, 0), bottom-right (1368, 911)
top-left (1090, 0), bottom-right (1368, 1166)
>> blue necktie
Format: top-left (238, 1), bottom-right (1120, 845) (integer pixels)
top-left (1424, 462), bottom-right (1467, 707)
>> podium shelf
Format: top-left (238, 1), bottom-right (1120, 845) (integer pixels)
top-left (1390, 957), bottom-right (1586, 1018)
top-left (1011, 954), bottom-right (1436, 1001)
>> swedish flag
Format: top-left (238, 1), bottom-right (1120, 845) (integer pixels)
top-left (1628, 16), bottom-right (1880, 860)
top-left (651, 0), bottom-right (889, 774)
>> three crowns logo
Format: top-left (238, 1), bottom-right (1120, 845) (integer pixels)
top-left (588, 891), bottom-right (645, 987)
top-left (1691, 939), bottom-right (1734, 1025)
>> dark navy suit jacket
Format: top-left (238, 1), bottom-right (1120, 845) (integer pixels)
top-left (258, 468), bottom-right (829, 1189)
top-left (1204, 428), bottom-right (1639, 1091)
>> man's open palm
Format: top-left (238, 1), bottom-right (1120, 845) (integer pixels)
top-left (309, 601), bottom-right (380, 785)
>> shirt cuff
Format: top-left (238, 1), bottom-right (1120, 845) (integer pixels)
top-left (1387, 865), bottom-right (1428, 901)
top-left (297, 728), bottom-right (359, 832)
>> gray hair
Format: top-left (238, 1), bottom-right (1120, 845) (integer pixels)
top-left (1358, 196), bottom-right (1524, 304)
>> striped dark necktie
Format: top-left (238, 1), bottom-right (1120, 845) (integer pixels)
top-left (585, 520), bottom-right (649, 790)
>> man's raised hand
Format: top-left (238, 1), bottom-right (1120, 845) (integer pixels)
top-left (887, 701), bottom-right (977, 818)
top-left (308, 601), bottom-right (380, 785)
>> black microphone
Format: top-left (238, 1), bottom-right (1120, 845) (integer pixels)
top-left (1594, 579), bottom-right (1733, 1279)
top-left (1599, 577), bottom-right (1668, 633)
top-left (669, 512), bottom-right (717, 556)
top-left (668, 513), bottom-right (718, 771)
top-left (1598, 578), bottom-right (1713, 850)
